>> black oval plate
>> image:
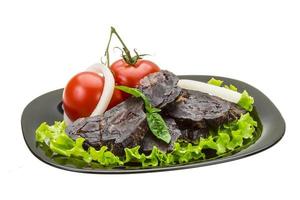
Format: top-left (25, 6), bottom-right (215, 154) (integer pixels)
top-left (21, 75), bottom-right (285, 174)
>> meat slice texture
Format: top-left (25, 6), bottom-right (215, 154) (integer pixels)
top-left (228, 103), bottom-right (247, 121)
top-left (138, 70), bottom-right (181, 108)
top-left (66, 115), bottom-right (102, 149)
top-left (66, 97), bottom-right (148, 156)
top-left (163, 89), bottom-right (246, 141)
top-left (141, 118), bottom-right (181, 153)
top-left (99, 97), bottom-right (148, 155)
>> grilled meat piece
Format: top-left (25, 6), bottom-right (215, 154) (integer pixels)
top-left (141, 118), bottom-right (181, 153)
top-left (174, 118), bottom-right (209, 142)
top-left (66, 97), bottom-right (148, 156)
top-left (99, 97), bottom-right (148, 156)
top-left (163, 89), bottom-right (246, 141)
top-left (66, 115), bottom-right (102, 150)
top-left (228, 103), bottom-right (247, 121)
top-left (138, 70), bottom-right (181, 108)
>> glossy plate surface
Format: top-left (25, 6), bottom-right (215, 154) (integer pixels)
top-left (21, 75), bottom-right (285, 173)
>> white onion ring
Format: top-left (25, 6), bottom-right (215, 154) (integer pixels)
top-left (63, 63), bottom-right (115, 125)
top-left (86, 63), bottom-right (115, 116)
top-left (177, 79), bottom-right (241, 103)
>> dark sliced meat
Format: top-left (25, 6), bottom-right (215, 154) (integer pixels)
top-left (174, 118), bottom-right (209, 142)
top-left (66, 115), bottom-right (102, 150)
top-left (138, 70), bottom-right (181, 108)
top-left (66, 97), bottom-right (148, 156)
top-left (99, 97), bottom-right (148, 155)
top-left (141, 118), bottom-right (181, 153)
top-left (163, 89), bottom-right (246, 141)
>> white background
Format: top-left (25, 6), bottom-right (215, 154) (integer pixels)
top-left (0, 0), bottom-right (299, 199)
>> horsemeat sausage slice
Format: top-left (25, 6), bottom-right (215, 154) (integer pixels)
top-left (66, 97), bottom-right (148, 156)
top-left (138, 70), bottom-right (181, 108)
top-left (164, 89), bottom-right (245, 141)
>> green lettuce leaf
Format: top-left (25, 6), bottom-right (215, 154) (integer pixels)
top-left (36, 121), bottom-right (67, 142)
top-left (238, 91), bottom-right (254, 111)
top-left (89, 147), bottom-right (123, 166)
top-left (208, 78), bottom-right (223, 86)
top-left (124, 146), bottom-right (145, 163)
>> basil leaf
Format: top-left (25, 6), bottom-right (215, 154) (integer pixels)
top-left (146, 113), bottom-right (171, 143)
top-left (115, 85), bottom-right (142, 97)
top-left (148, 107), bottom-right (161, 113)
top-left (115, 86), bottom-right (153, 112)
top-left (116, 85), bottom-right (171, 143)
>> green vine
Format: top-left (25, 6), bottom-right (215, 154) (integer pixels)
top-left (104, 26), bottom-right (146, 67)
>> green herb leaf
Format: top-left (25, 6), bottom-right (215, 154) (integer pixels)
top-left (115, 85), bottom-right (154, 112)
top-left (115, 85), bottom-right (171, 143)
top-left (146, 113), bottom-right (171, 143)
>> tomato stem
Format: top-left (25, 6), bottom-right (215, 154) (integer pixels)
top-left (111, 27), bottom-right (133, 63)
top-left (104, 26), bottom-right (141, 66)
top-left (104, 28), bottom-right (114, 68)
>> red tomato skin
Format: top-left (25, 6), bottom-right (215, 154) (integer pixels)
top-left (63, 72), bottom-right (104, 121)
top-left (110, 59), bottom-right (160, 87)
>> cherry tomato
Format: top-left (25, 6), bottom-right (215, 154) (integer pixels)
top-left (63, 72), bottom-right (104, 121)
top-left (107, 89), bottom-right (126, 110)
top-left (110, 59), bottom-right (160, 87)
